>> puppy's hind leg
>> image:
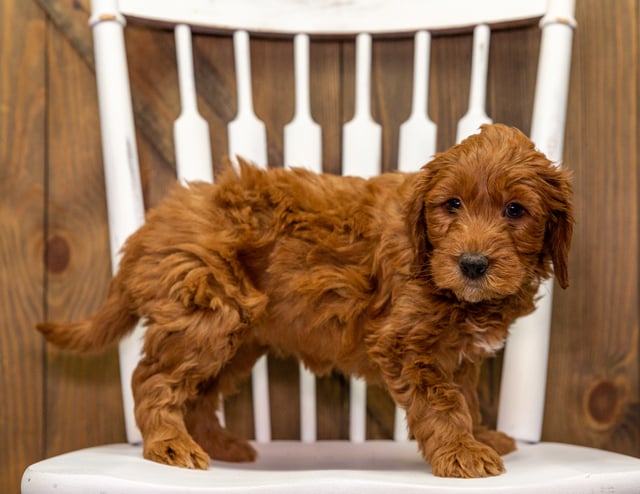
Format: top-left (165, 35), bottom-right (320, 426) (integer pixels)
top-left (185, 341), bottom-right (268, 463)
top-left (133, 354), bottom-right (211, 469)
top-left (133, 300), bottom-right (260, 469)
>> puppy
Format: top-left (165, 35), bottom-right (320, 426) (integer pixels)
top-left (38, 124), bottom-right (573, 478)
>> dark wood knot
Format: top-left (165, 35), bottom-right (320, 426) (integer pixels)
top-left (45, 235), bottom-right (70, 274)
top-left (585, 378), bottom-right (622, 429)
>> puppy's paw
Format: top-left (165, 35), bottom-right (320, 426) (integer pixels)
top-left (211, 438), bottom-right (257, 462)
top-left (197, 430), bottom-right (257, 463)
top-left (144, 435), bottom-right (211, 470)
top-left (431, 439), bottom-right (504, 478)
top-left (475, 428), bottom-right (516, 456)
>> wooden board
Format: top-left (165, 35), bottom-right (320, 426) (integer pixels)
top-left (544, 0), bottom-right (639, 456)
top-left (0, 1), bottom-right (46, 492)
top-left (44, 22), bottom-right (125, 456)
top-left (4, 4), bottom-right (639, 492)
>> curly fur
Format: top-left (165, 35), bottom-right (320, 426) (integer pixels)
top-left (38, 124), bottom-right (573, 477)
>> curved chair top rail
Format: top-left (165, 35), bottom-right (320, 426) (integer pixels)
top-left (97, 0), bottom-right (550, 36)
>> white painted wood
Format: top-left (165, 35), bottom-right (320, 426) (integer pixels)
top-left (398, 30), bottom-right (436, 173)
top-left (173, 24), bottom-right (214, 184)
top-left (284, 34), bottom-right (322, 173)
top-left (498, 0), bottom-right (576, 444)
top-left (342, 33), bottom-right (381, 178)
top-left (499, 280), bottom-right (554, 443)
top-left (349, 376), bottom-right (367, 443)
top-left (299, 365), bottom-right (317, 443)
top-left (282, 34), bottom-right (320, 443)
top-left (252, 355), bottom-right (271, 443)
top-left (23, 442), bottom-right (640, 493)
top-left (529, 0), bottom-right (577, 165)
top-left (341, 32), bottom-right (379, 442)
top-left (173, 23), bottom-right (227, 430)
top-left (395, 30), bottom-right (436, 440)
top-left (119, 0), bottom-right (546, 36)
top-left (456, 24), bottom-right (492, 142)
top-left (90, 0), bottom-right (145, 445)
top-left (393, 409), bottom-right (408, 442)
top-left (227, 29), bottom-right (271, 442)
top-left (228, 30), bottom-right (268, 168)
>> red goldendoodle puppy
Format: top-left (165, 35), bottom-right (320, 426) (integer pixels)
top-left (39, 123), bottom-right (573, 478)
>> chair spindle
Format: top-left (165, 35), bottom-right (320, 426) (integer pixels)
top-left (456, 23), bottom-right (492, 142)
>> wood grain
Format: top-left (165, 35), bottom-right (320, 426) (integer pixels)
top-left (372, 37), bottom-right (413, 172)
top-left (545, 0), bottom-right (639, 456)
top-left (310, 41), bottom-right (344, 175)
top-left (5, 3), bottom-right (638, 486)
top-left (44, 24), bottom-right (126, 456)
top-left (0, 0), bottom-right (46, 492)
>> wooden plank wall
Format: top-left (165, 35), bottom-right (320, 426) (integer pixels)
top-left (1, 0), bottom-right (46, 490)
top-left (1, 0), bottom-right (638, 492)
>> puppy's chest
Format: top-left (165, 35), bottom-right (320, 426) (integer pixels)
top-left (458, 320), bottom-right (509, 362)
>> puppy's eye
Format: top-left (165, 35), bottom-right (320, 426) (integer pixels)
top-left (444, 198), bottom-right (462, 213)
top-left (504, 202), bottom-right (526, 219)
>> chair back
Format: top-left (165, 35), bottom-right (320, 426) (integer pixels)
top-left (89, 0), bottom-right (575, 446)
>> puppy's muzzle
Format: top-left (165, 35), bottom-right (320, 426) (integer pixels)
top-left (459, 253), bottom-right (489, 280)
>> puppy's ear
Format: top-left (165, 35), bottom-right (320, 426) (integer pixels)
top-left (543, 167), bottom-right (574, 289)
top-left (406, 168), bottom-right (432, 269)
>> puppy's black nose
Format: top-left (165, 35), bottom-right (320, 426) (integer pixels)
top-left (459, 253), bottom-right (489, 280)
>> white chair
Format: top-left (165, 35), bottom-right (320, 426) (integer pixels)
top-left (22, 0), bottom-right (640, 492)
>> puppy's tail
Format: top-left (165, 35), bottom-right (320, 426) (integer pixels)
top-left (37, 280), bottom-right (138, 353)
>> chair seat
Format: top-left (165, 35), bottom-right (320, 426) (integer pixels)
top-left (22, 440), bottom-right (640, 493)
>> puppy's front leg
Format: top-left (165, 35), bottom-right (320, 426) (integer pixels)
top-left (372, 344), bottom-right (504, 478)
top-left (370, 329), bottom-right (504, 477)
top-left (455, 361), bottom-right (516, 456)
top-left (406, 373), bottom-right (505, 478)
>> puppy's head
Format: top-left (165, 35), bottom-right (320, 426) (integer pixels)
top-left (408, 124), bottom-right (573, 303)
